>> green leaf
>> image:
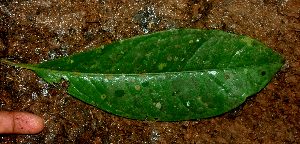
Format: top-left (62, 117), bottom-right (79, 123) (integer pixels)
top-left (2, 29), bottom-right (285, 121)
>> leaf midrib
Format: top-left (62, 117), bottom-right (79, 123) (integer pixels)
top-left (7, 61), bottom-right (281, 77)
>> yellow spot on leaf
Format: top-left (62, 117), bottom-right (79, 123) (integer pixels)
top-left (139, 73), bottom-right (147, 77)
top-left (105, 74), bottom-right (113, 79)
top-left (167, 55), bottom-right (172, 61)
top-left (135, 85), bottom-right (140, 90)
top-left (174, 56), bottom-right (178, 61)
top-left (71, 60), bottom-right (74, 64)
top-left (158, 63), bottom-right (167, 70)
top-left (197, 96), bottom-right (202, 101)
top-left (241, 37), bottom-right (253, 46)
top-left (101, 94), bottom-right (106, 99)
top-left (244, 69), bottom-right (248, 74)
top-left (96, 48), bottom-right (102, 53)
top-left (177, 65), bottom-right (182, 70)
top-left (74, 72), bottom-right (81, 75)
top-left (145, 53), bottom-right (151, 58)
top-left (204, 102), bottom-right (209, 108)
top-left (189, 40), bottom-right (193, 43)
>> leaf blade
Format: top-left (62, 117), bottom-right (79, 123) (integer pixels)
top-left (2, 29), bottom-right (285, 121)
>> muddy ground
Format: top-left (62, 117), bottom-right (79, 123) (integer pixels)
top-left (0, 0), bottom-right (299, 143)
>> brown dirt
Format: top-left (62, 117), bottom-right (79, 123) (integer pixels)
top-left (0, 0), bottom-right (299, 143)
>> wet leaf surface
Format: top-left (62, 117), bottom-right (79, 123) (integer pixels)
top-left (2, 29), bottom-right (284, 121)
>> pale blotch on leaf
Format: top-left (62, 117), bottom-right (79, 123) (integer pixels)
top-left (173, 56), bottom-right (179, 61)
top-left (167, 55), bottom-right (172, 61)
top-left (189, 40), bottom-right (193, 43)
top-left (74, 72), bottom-right (82, 75)
top-left (197, 96), bottom-right (202, 101)
top-left (135, 85), bottom-right (140, 90)
top-left (241, 37), bottom-right (254, 46)
top-left (145, 52), bottom-right (152, 58)
top-left (139, 73), bottom-right (147, 77)
top-left (244, 69), bottom-right (248, 74)
top-left (204, 102), bottom-right (209, 108)
top-left (156, 102), bottom-right (162, 109)
top-left (158, 63), bottom-right (167, 70)
top-left (105, 74), bottom-right (113, 79)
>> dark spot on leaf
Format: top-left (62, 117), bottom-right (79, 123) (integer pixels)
top-left (225, 74), bottom-right (230, 79)
top-left (114, 90), bottom-right (125, 97)
top-left (261, 71), bottom-right (266, 76)
top-left (142, 81), bottom-right (149, 87)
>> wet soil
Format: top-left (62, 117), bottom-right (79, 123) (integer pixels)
top-left (0, 0), bottom-right (299, 143)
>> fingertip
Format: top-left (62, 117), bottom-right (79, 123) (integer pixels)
top-left (13, 112), bottom-right (44, 134)
top-left (0, 111), bottom-right (44, 134)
